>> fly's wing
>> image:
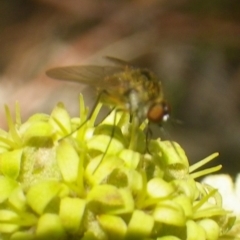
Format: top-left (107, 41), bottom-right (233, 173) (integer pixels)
top-left (105, 56), bottom-right (131, 66)
top-left (46, 65), bottom-right (123, 88)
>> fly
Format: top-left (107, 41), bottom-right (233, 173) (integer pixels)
top-left (46, 57), bottom-right (176, 172)
top-left (46, 57), bottom-right (170, 127)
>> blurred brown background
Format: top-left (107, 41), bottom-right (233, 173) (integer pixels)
top-left (0, 0), bottom-right (240, 176)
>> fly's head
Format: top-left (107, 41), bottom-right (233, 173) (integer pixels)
top-left (147, 100), bottom-right (170, 125)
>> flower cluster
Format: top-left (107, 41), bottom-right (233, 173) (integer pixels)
top-left (0, 95), bottom-right (236, 240)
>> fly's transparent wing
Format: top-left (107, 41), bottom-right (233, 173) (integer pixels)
top-left (46, 65), bottom-right (123, 88)
top-left (105, 56), bottom-right (131, 66)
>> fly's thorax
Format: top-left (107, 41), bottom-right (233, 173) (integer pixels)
top-left (118, 69), bottom-right (168, 123)
top-left (107, 68), bottom-right (162, 102)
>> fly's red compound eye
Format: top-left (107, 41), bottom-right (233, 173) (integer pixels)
top-left (147, 101), bottom-right (170, 124)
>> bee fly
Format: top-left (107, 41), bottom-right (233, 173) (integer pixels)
top-left (46, 57), bottom-right (170, 127)
top-left (46, 57), bottom-right (173, 164)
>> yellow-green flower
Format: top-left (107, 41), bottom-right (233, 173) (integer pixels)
top-left (0, 95), bottom-right (236, 240)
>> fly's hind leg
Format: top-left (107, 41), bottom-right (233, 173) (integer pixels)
top-left (93, 107), bottom-right (119, 174)
top-left (57, 91), bottom-right (105, 142)
top-left (145, 123), bottom-right (153, 154)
